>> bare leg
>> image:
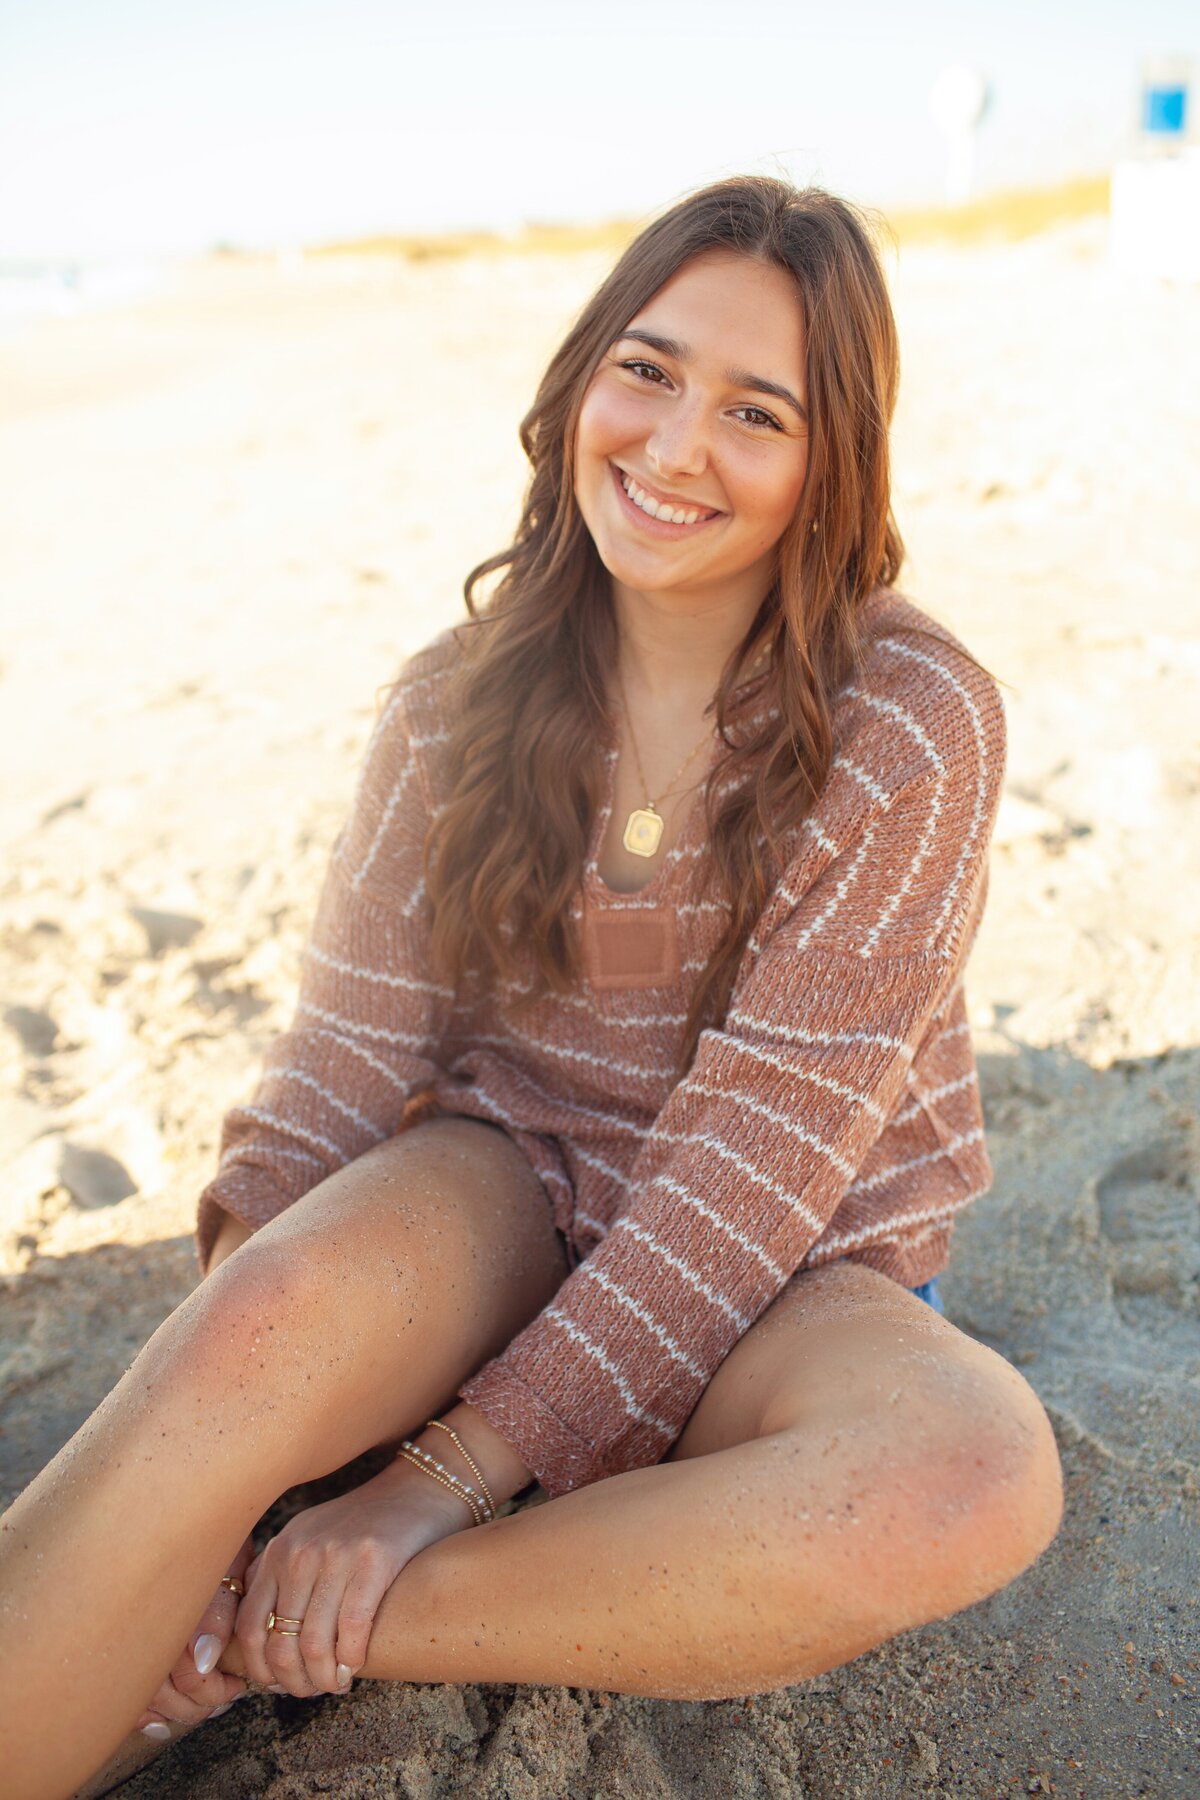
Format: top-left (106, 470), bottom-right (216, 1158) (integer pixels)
top-left (0, 1118), bottom-right (570, 1800)
top-left (206, 1262), bottom-right (1061, 1703)
top-left (3, 1153), bottom-right (1061, 1796)
top-left (293, 1266), bottom-right (1064, 1700)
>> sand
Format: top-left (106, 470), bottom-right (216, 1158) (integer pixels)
top-left (1, 212), bottom-right (1196, 1797)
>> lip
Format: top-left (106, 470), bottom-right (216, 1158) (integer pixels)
top-left (609, 461), bottom-right (723, 535)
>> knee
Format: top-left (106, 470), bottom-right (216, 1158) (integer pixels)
top-left (145, 1228), bottom-right (361, 1393)
top-left (904, 1346), bottom-right (1064, 1605)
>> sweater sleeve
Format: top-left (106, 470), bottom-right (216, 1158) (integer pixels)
top-left (458, 655), bottom-right (1006, 1496)
top-left (194, 674), bottom-right (455, 1275)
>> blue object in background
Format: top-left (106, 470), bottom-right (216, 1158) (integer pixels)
top-left (910, 1277), bottom-right (945, 1315)
top-left (1142, 84), bottom-right (1188, 136)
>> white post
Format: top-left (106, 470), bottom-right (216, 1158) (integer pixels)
top-left (929, 66), bottom-right (990, 207)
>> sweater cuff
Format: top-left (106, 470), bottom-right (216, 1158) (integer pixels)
top-left (457, 1363), bottom-right (602, 1500)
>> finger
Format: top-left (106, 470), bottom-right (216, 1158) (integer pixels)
top-left (168, 1668), bottom-right (247, 1717)
top-left (334, 1564), bottom-right (389, 1686)
top-left (172, 1580), bottom-right (242, 1704)
top-left (254, 1537), bottom-right (323, 1699)
top-left (263, 1586), bottom-right (322, 1699)
top-left (235, 1561), bottom-right (280, 1686)
top-left (134, 1681), bottom-right (215, 1729)
top-left (294, 1564), bottom-right (352, 1695)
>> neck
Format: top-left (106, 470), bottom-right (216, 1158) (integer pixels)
top-left (611, 589), bottom-right (769, 710)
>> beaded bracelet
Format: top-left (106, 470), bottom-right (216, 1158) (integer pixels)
top-left (396, 1447), bottom-right (486, 1522)
top-left (396, 1428), bottom-right (495, 1525)
top-left (427, 1417), bottom-right (497, 1516)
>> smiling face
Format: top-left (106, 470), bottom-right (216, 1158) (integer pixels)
top-left (572, 249), bottom-right (810, 629)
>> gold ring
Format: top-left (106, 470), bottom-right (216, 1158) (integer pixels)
top-left (220, 1576), bottom-right (245, 1597)
top-left (266, 1611), bottom-right (303, 1635)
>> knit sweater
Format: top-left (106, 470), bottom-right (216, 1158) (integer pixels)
top-left (195, 586), bottom-right (1006, 1499)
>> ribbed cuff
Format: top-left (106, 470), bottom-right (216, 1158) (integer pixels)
top-left (457, 1363), bottom-right (602, 1500)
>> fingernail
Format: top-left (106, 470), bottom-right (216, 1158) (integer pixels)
top-left (336, 1662), bottom-right (353, 1687)
top-left (210, 1701), bottom-right (234, 1718)
top-left (141, 1721), bottom-right (172, 1742)
top-left (193, 1632), bottom-right (221, 1676)
top-left (267, 1684), bottom-right (288, 1694)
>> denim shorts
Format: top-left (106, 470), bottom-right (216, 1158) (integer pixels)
top-left (909, 1276), bottom-right (945, 1314)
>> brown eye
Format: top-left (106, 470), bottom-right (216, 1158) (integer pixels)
top-left (621, 359), bottom-right (666, 384)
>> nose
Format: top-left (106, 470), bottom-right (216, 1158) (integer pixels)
top-left (644, 392), bottom-right (712, 483)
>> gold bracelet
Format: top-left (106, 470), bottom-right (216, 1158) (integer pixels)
top-left (426, 1418), bottom-right (496, 1516)
top-left (395, 1445), bottom-right (489, 1524)
top-left (396, 1449), bottom-right (483, 1523)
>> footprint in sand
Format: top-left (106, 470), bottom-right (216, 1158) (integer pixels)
top-left (1095, 1135), bottom-right (1197, 1306)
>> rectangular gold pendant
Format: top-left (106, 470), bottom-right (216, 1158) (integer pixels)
top-left (623, 807), bottom-right (664, 857)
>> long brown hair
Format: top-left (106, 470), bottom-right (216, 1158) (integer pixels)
top-left (405, 174), bottom-right (994, 1081)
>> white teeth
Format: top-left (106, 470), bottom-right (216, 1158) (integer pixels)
top-left (621, 470), bottom-right (708, 526)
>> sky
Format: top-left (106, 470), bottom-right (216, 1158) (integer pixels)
top-left (1, 0), bottom-right (1196, 261)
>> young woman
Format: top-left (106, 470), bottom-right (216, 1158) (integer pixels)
top-left (0, 175), bottom-right (1063, 1800)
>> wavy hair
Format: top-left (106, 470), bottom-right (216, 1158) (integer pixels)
top-left (404, 174), bottom-right (993, 1081)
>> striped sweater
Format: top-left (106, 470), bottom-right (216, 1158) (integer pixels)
top-left (195, 586), bottom-right (1006, 1499)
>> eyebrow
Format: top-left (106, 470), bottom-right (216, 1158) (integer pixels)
top-left (612, 329), bottom-right (808, 423)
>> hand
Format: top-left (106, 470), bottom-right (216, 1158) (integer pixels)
top-left (234, 1459), bottom-right (475, 1698)
top-left (134, 1533), bottom-right (254, 1737)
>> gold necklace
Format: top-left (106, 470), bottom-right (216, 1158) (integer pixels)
top-left (613, 646), bottom-right (769, 859)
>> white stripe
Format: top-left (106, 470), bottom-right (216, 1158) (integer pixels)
top-left (463, 1028), bottom-right (668, 1089)
top-left (649, 1172), bottom-right (792, 1282)
top-left (608, 1217), bottom-right (752, 1332)
top-left (296, 1000), bottom-right (437, 1054)
top-left (843, 1126), bottom-right (985, 1195)
top-left (837, 753), bottom-right (894, 808)
top-left (863, 784), bottom-right (943, 956)
top-left (813, 1188), bottom-right (985, 1257)
top-left (806, 821), bottom-right (841, 857)
top-left (218, 1143), bottom-right (324, 1173)
top-left (578, 1265), bottom-right (708, 1379)
top-left (719, 1036), bottom-right (888, 1116)
top-left (842, 686), bottom-right (946, 776)
top-left (572, 1206), bottom-right (610, 1240)
top-left (645, 1125), bottom-right (826, 1232)
top-left (269, 1066), bottom-right (388, 1140)
top-left (351, 758), bottom-right (423, 890)
top-left (289, 1023), bottom-right (427, 1095)
top-left (838, 690), bottom-right (948, 956)
top-left (549, 991), bottom-right (690, 1031)
top-left (571, 1141), bottom-right (634, 1188)
top-left (766, 820), bottom-right (879, 956)
top-left (233, 1106), bottom-right (352, 1163)
top-left (876, 638), bottom-right (993, 955)
top-left (925, 1017), bottom-right (973, 1053)
top-left (726, 1008), bottom-right (913, 1058)
top-left (891, 1070), bottom-right (978, 1125)
top-left (359, 688), bottom-right (405, 763)
top-left (305, 940), bottom-right (453, 1001)
top-left (928, 974), bottom-right (965, 1024)
top-left (540, 1309), bottom-right (675, 1441)
top-left (679, 1077), bottom-right (862, 1180)
top-left (449, 1056), bottom-right (651, 1142)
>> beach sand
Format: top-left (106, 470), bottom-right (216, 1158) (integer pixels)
top-left (1, 212), bottom-right (1196, 1797)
